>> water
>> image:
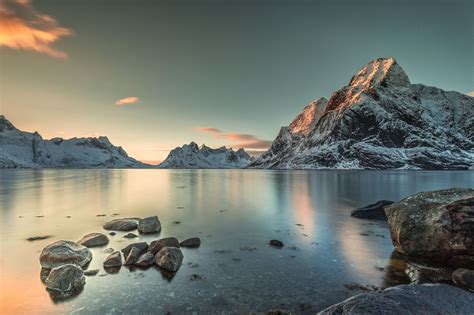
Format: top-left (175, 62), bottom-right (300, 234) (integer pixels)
top-left (0, 169), bottom-right (472, 314)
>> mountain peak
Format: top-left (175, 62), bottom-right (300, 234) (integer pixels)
top-left (348, 57), bottom-right (410, 89)
top-left (0, 115), bottom-right (17, 131)
top-left (289, 97), bottom-right (328, 136)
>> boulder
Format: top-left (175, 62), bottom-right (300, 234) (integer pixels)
top-left (269, 240), bottom-right (284, 248)
top-left (103, 251), bottom-right (122, 268)
top-left (149, 237), bottom-right (180, 254)
top-left (103, 218), bottom-right (139, 231)
top-left (452, 268), bottom-right (474, 292)
top-left (350, 200), bottom-right (394, 220)
top-left (121, 242), bottom-right (148, 257)
top-left (138, 216), bottom-right (161, 234)
top-left (448, 255), bottom-right (474, 270)
top-left (180, 237), bottom-right (201, 248)
top-left (45, 264), bottom-right (85, 297)
top-left (384, 188), bottom-right (474, 263)
top-left (78, 233), bottom-right (109, 247)
top-left (134, 252), bottom-right (155, 267)
top-left (40, 240), bottom-right (92, 269)
top-left (155, 247), bottom-right (184, 272)
top-left (124, 247), bottom-right (141, 265)
top-left (318, 283), bottom-right (474, 314)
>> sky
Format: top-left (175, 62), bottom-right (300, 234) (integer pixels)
top-left (1, 0), bottom-right (473, 163)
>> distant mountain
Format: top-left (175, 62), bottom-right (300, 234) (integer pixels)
top-left (158, 142), bottom-right (253, 169)
top-left (0, 115), bottom-right (149, 168)
top-left (250, 57), bottom-right (474, 170)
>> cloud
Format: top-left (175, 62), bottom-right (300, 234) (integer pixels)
top-left (0, 0), bottom-right (73, 58)
top-left (196, 127), bottom-right (271, 150)
top-left (467, 91), bottom-right (474, 97)
top-left (116, 96), bottom-right (140, 106)
top-left (195, 127), bottom-right (222, 134)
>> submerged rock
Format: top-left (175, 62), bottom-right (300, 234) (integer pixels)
top-left (78, 232), bottom-right (109, 247)
top-left (121, 242), bottom-right (148, 257)
top-left (103, 251), bottom-right (122, 268)
top-left (318, 283), bottom-right (474, 314)
top-left (385, 188), bottom-right (474, 263)
top-left (149, 237), bottom-right (180, 254)
top-left (27, 235), bottom-right (51, 241)
top-left (45, 264), bottom-right (85, 298)
top-left (135, 252), bottom-right (155, 267)
top-left (155, 247), bottom-right (184, 272)
top-left (138, 216), bottom-right (161, 234)
top-left (350, 200), bottom-right (394, 220)
top-left (103, 218), bottom-right (139, 231)
top-left (124, 247), bottom-right (141, 266)
top-left (269, 240), bottom-right (284, 248)
top-left (40, 240), bottom-right (92, 269)
top-left (452, 268), bottom-right (474, 292)
top-left (180, 237), bottom-right (201, 248)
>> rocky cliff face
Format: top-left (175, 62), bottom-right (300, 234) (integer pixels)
top-left (250, 58), bottom-right (474, 170)
top-left (0, 115), bottom-right (148, 168)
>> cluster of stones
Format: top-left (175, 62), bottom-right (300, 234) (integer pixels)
top-left (38, 215), bottom-right (200, 299)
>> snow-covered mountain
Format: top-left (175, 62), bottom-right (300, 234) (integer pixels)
top-left (158, 142), bottom-right (253, 169)
top-left (0, 115), bottom-right (149, 168)
top-left (250, 58), bottom-right (474, 170)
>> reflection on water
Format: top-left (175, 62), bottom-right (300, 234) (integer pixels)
top-left (0, 169), bottom-right (473, 313)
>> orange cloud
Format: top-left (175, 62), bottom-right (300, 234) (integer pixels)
top-left (0, 0), bottom-right (73, 58)
top-left (196, 127), bottom-right (271, 150)
top-left (116, 96), bottom-right (140, 106)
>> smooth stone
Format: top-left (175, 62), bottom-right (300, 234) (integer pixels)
top-left (318, 283), bottom-right (474, 314)
top-left (452, 268), bottom-right (474, 292)
top-left (123, 233), bottom-right (138, 239)
top-left (103, 218), bottom-right (140, 231)
top-left (138, 216), bottom-right (161, 234)
top-left (149, 237), bottom-right (180, 254)
top-left (124, 247), bottom-right (141, 265)
top-left (350, 200), bottom-right (394, 220)
top-left (84, 269), bottom-right (100, 276)
top-left (180, 237), bottom-right (201, 248)
top-left (448, 255), bottom-right (474, 270)
top-left (40, 240), bottom-right (92, 269)
top-left (269, 240), bottom-right (284, 248)
top-left (155, 247), bottom-right (184, 272)
top-left (134, 252), bottom-right (155, 267)
top-left (121, 242), bottom-right (148, 257)
top-left (78, 233), bottom-right (109, 247)
top-left (45, 264), bottom-right (85, 297)
top-left (103, 251), bottom-right (122, 268)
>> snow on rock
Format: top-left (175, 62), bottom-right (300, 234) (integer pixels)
top-left (250, 57), bottom-right (474, 170)
top-left (0, 115), bottom-right (148, 169)
top-left (158, 142), bottom-right (253, 169)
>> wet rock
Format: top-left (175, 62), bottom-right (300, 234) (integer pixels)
top-left (385, 188), bottom-right (474, 264)
top-left (351, 200), bottom-right (394, 220)
top-left (149, 237), bottom-right (180, 254)
top-left (45, 264), bottom-right (85, 298)
top-left (269, 240), bottom-right (284, 248)
top-left (103, 251), bottom-right (122, 268)
top-left (121, 242), bottom-right (148, 257)
top-left (109, 232), bottom-right (116, 236)
top-left (448, 255), bottom-right (474, 270)
top-left (103, 218), bottom-right (139, 231)
top-left (135, 252), bottom-right (155, 267)
top-left (452, 268), bottom-right (474, 292)
top-left (319, 283), bottom-right (474, 314)
top-left (40, 240), bottom-right (92, 269)
top-left (123, 233), bottom-right (138, 239)
top-left (124, 247), bottom-right (141, 266)
top-left (27, 235), bottom-right (51, 241)
top-left (138, 216), bottom-right (161, 234)
top-left (78, 233), bottom-right (109, 247)
top-left (155, 247), bottom-right (184, 272)
top-left (84, 269), bottom-right (100, 276)
top-left (405, 262), bottom-right (452, 284)
top-left (180, 237), bottom-right (201, 248)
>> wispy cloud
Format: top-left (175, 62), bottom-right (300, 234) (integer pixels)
top-left (196, 127), bottom-right (271, 150)
top-left (116, 96), bottom-right (140, 106)
top-left (0, 0), bottom-right (73, 58)
top-left (468, 91), bottom-right (474, 97)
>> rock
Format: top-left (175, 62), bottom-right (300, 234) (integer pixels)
top-left (84, 269), bottom-right (100, 276)
top-left (103, 218), bottom-right (139, 231)
top-left (121, 242), bottom-right (148, 257)
top-left (267, 310), bottom-right (291, 315)
top-left (138, 216), bottom-right (161, 234)
top-left (148, 237), bottom-right (180, 254)
top-left (103, 247), bottom-right (115, 254)
top-left (350, 200), bottom-right (394, 220)
top-left (27, 235), bottom-right (51, 241)
top-left (40, 267), bottom-right (51, 282)
top-left (269, 240), bottom-right (284, 248)
top-left (318, 283), bottom-right (474, 314)
top-left (40, 240), bottom-right (92, 269)
top-left (385, 188), bottom-right (474, 263)
top-left (180, 237), bottom-right (201, 248)
top-left (448, 255), bottom-right (474, 270)
top-left (109, 232), bottom-right (116, 236)
top-left (155, 247), bottom-right (184, 272)
top-left (45, 264), bottom-right (85, 297)
top-left (134, 252), bottom-right (155, 267)
top-left (452, 268), bottom-right (474, 292)
top-left (124, 247), bottom-right (141, 265)
top-left (78, 233), bottom-right (109, 247)
top-left (405, 262), bottom-right (452, 284)
top-left (123, 233), bottom-right (138, 239)
top-left (103, 251), bottom-right (122, 268)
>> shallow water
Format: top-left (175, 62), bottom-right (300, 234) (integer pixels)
top-left (0, 169), bottom-right (473, 314)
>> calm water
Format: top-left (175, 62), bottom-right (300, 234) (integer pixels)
top-left (0, 169), bottom-right (473, 314)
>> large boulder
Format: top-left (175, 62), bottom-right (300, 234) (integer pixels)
top-left (103, 218), bottom-right (139, 231)
top-left (385, 188), bottom-right (474, 263)
top-left (138, 216), bottom-right (161, 234)
top-left (78, 233), bottom-right (109, 247)
top-left (318, 283), bottom-right (474, 314)
top-left (40, 240), bottom-right (92, 269)
top-left (350, 200), bottom-right (394, 220)
top-left (45, 264), bottom-right (85, 298)
top-left (149, 237), bottom-right (180, 254)
top-left (155, 247), bottom-right (184, 272)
